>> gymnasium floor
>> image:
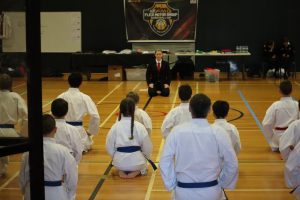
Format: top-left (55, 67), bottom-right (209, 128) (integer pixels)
top-left (0, 76), bottom-right (299, 200)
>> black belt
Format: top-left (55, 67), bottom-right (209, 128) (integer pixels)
top-left (116, 146), bottom-right (157, 171)
top-left (0, 124), bottom-right (15, 128)
top-left (177, 180), bottom-right (218, 188)
top-left (66, 121), bottom-right (83, 126)
top-left (44, 180), bottom-right (62, 187)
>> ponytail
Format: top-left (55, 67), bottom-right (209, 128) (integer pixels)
top-left (129, 109), bottom-right (134, 140)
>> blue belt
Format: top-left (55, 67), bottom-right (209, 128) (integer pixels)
top-left (66, 121), bottom-right (83, 126)
top-left (177, 180), bottom-right (218, 188)
top-left (44, 181), bottom-right (62, 187)
top-left (116, 146), bottom-right (157, 171)
top-left (117, 146), bottom-right (141, 153)
top-left (0, 124), bottom-right (15, 128)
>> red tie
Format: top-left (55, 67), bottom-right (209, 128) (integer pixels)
top-left (157, 62), bottom-right (161, 72)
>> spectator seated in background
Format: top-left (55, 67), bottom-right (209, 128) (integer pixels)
top-left (278, 37), bottom-right (295, 79)
top-left (262, 40), bottom-right (278, 78)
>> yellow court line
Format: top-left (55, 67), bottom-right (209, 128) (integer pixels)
top-left (0, 171), bottom-right (19, 191)
top-left (97, 82), bottom-right (124, 105)
top-left (196, 82), bottom-right (199, 93)
top-left (145, 82), bottom-right (181, 200)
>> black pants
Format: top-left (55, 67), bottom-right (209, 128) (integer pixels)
top-left (148, 82), bottom-right (170, 97)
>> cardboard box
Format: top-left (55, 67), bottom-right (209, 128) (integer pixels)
top-left (108, 65), bottom-right (123, 81)
top-left (125, 68), bottom-right (147, 80)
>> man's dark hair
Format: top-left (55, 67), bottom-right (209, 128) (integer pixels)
top-left (68, 72), bottom-right (83, 88)
top-left (189, 93), bottom-right (211, 118)
top-left (43, 114), bottom-right (56, 136)
top-left (279, 80), bottom-right (292, 95)
top-left (126, 91), bottom-right (139, 104)
top-left (51, 98), bottom-right (68, 118)
top-left (0, 73), bottom-right (12, 90)
top-left (179, 84), bottom-right (192, 101)
top-left (212, 100), bottom-right (230, 119)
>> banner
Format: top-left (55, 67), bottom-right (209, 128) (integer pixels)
top-left (124, 0), bottom-right (198, 42)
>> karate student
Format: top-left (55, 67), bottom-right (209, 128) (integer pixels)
top-left (19, 114), bottom-right (78, 200)
top-left (161, 84), bottom-right (192, 138)
top-left (0, 73), bottom-right (28, 177)
top-left (51, 98), bottom-right (83, 164)
top-left (279, 100), bottom-right (300, 161)
top-left (212, 100), bottom-right (241, 155)
top-left (262, 80), bottom-right (298, 152)
top-left (126, 91), bottom-right (152, 135)
top-left (160, 93), bottom-right (238, 200)
top-left (57, 72), bottom-right (100, 152)
top-left (106, 98), bottom-right (152, 179)
top-left (285, 142), bottom-right (300, 200)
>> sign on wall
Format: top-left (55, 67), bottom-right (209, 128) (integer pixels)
top-left (124, 0), bottom-right (198, 42)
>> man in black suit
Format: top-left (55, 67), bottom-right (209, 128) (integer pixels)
top-left (146, 49), bottom-right (171, 97)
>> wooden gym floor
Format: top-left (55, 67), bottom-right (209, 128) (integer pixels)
top-left (1, 76), bottom-right (300, 200)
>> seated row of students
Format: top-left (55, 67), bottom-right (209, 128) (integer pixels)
top-left (262, 80), bottom-right (300, 199)
top-left (106, 84), bottom-right (241, 184)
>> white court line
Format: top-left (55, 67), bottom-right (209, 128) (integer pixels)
top-left (97, 82), bottom-right (124, 105)
top-left (0, 171), bottom-right (19, 191)
top-left (13, 82), bottom-right (26, 89)
top-left (20, 91), bottom-right (27, 96)
top-left (145, 82), bottom-right (181, 200)
top-left (99, 82), bottom-right (141, 128)
top-left (294, 81), bottom-right (300, 86)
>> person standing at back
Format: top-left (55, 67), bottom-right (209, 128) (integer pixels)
top-left (0, 73), bottom-right (28, 177)
top-left (146, 49), bottom-right (171, 97)
top-left (57, 72), bottom-right (100, 152)
top-left (160, 93), bottom-right (238, 200)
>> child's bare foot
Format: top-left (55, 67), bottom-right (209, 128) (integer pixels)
top-left (119, 171), bottom-right (128, 179)
top-left (126, 171), bottom-right (141, 179)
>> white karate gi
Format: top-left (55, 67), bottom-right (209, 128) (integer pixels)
top-left (161, 103), bottom-right (192, 138)
top-left (285, 142), bottom-right (300, 200)
top-left (134, 106), bottom-right (152, 135)
top-left (262, 97), bottom-right (298, 150)
top-left (54, 119), bottom-right (83, 164)
top-left (106, 117), bottom-right (152, 172)
top-left (57, 88), bottom-right (100, 151)
top-left (160, 119), bottom-right (238, 200)
top-left (279, 119), bottom-right (300, 161)
top-left (0, 90), bottom-right (28, 176)
top-left (19, 138), bottom-right (78, 200)
top-left (212, 119), bottom-right (241, 155)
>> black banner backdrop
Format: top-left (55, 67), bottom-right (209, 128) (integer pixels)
top-left (124, 0), bottom-right (198, 42)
